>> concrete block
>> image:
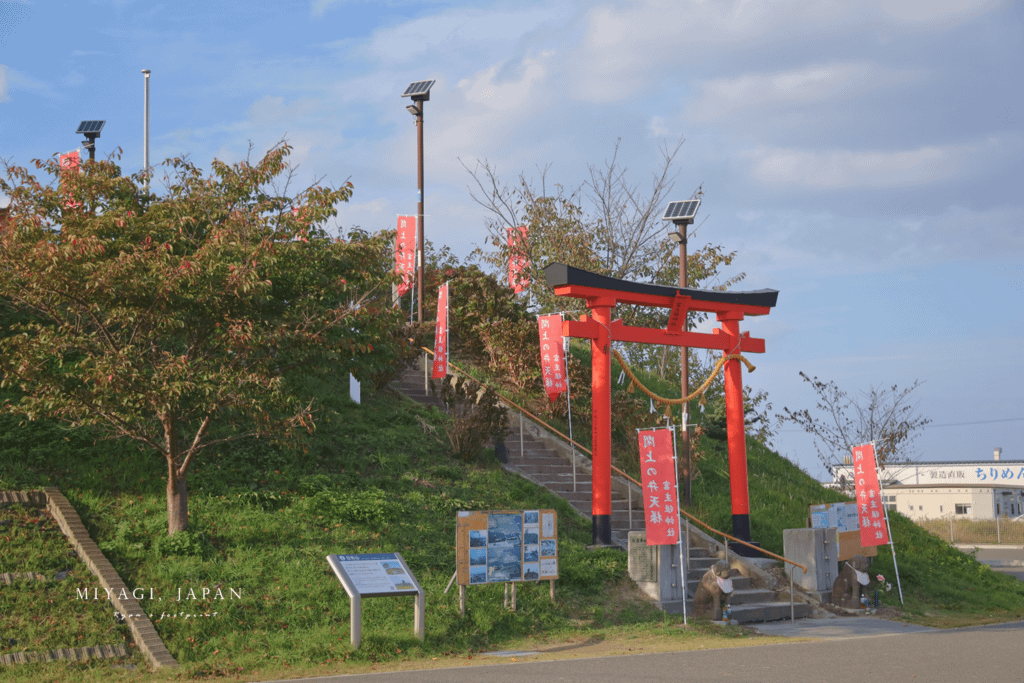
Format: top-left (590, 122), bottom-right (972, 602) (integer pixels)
top-left (783, 528), bottom-right (838, 593)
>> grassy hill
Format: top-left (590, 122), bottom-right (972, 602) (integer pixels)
top-left (2, 358), bottom-right (1023, 681)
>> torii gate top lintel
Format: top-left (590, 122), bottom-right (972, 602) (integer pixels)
top-left (543, 262), bottom-right (778, 315)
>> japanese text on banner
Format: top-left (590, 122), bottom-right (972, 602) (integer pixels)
top-left (431, 283), bottom-right (449, 379)
top-left (851, 443), bottom-right (890, 547)
top-left (537, 314), bottom-right (567, 401)
top-left (395, 216), bottom-right (416, 296)
top-left (508, 226), bottom-right (530, 293)
top-left (638, 428), bottom-right (679, 545)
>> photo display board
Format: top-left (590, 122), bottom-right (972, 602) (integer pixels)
top-left (456, 510), bottom-right (557, 586)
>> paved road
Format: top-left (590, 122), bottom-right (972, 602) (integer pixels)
top-left (266, 620), bottom-right (1024, 683)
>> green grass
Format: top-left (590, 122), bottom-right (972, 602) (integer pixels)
top-left (0, 504), bottom-right (141, 665)
top-left (2, 353), bottom-right (1023, 681)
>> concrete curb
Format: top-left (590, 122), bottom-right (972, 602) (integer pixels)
top-left (0, 644), bottom-right (130, 667)
top-left (0, 489), bottom-right (179, 670)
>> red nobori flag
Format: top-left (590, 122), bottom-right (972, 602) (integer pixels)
top-left (59, 151), bottom-right (81, 209)
top-left (508, 225), bottom-right (530, 293)
top-left (537, 314), bottom-right (567, 401)
top-left (431, 282), bottom-right (449, 379)
top-left (395, 216), bottom-right (417, 296)
top-left (639, 428), bottom-right (680, 545)
top-left (852, 443), bottom-right (890, 547)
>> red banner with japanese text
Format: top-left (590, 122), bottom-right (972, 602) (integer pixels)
top-left (508, 225), bottom-right (530, 293)
top-left (537, 314), bottom-right (567, 401)
top-left (59, 151), bottom-right (81, 209)
top-left (431, 282), bottom-right (449, 379)
top-left (638, 428), bottom-right (680, 545)
top-left (852, 443), bottom-right (890, 547)
top-left (395, 216), bottom-right (417, 297)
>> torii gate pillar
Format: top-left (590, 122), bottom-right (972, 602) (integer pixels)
top-left (720, 314), bottom-right (752, 542)
top-left (590, 302), bottom-right (614, 545)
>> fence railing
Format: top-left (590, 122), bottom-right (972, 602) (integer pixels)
top-left (918, 517), bottom-right (1024, 546)
top-left (417, 349), bottom-right (808, 619)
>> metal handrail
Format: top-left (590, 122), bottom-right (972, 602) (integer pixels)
top-left (418, 346), bottom-right (807, 619)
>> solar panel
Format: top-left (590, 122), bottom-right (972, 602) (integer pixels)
top-left (76, 120), bottom-right (106, 136)
top-left (662, 199), bottom-right (701, 222)
top-left (401, 80), bottom-right (435, 98)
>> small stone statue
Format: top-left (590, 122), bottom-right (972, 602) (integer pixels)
top-left (832, 554), bottom-right (871, 609)
top-left (693, 560), bottom-right (734, 620)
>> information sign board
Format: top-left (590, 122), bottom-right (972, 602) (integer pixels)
top-left (455, 510), bottom-right (557, 586)
top-left (326, 552), bottom-right (424, 648)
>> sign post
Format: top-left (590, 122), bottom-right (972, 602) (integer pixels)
top-left (326, 553), bottom-right (425, 648)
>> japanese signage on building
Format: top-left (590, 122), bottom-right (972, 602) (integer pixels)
top-left (507, 225), bottom-right (530, 293)
top-left (431, 282), bottom-right (449, 379)
top-left (537, 314), bottom-right (567, 402)
top-left (455, 510), bottom-right (558, 586)
top-left (395, 216), bottom-right (416, 297)
top-left (852, 443), bottom-right (890, 547)
top-left (638, 428), bottom-right (680, 545)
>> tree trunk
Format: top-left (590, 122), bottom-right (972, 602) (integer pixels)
top-left (162, 413), bottom-right (189, 535)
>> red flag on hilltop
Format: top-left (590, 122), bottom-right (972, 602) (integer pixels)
top-left (59, 151), bottom-right (81, 210)
top-left (638, 428), bottom-right (680, 545)
top-left (851, 443), bottom-right (890, 547)
top-left (431, 282), bottom-right (449, 379)
top-left (508, 225), bottom-right (530, 293)
top-left (537, 314), bottom-right (567, 402)
top-left (395, 216), bottom-right (416, 297)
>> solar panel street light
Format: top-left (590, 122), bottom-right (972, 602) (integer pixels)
top-left (401, 79), bottom-right (434, 323)
top-left (662, 198), bottom-right (701, 243)
top-left (76, 120), bottom-right (106, 161)
top-left (660, 196), bottom-right (702, 507)
top-left (401, 79), bottom-right (434, 102)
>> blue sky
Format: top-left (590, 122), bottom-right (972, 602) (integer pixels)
top-left (1, 0), bottom-right (1021, 482)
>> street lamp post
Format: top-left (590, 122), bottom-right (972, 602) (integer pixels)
top-left (662, 198), bottom-right (701, 506)
top-left (76, 120), bottom-right (106, 161)
top-left (142, 70), bottom-right (151, 187)
top-left (401, 79), bottom-right (435, 324)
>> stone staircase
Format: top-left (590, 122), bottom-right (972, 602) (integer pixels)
top-left (392, 359), bottom-right (814, 624)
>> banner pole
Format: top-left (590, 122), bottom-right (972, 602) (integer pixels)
top-left (873, 441), bottom-right (904, 605)
top-left (672, 425), bottom-right (687, 626)
top-left (564, 328), bottom-right (577, 492)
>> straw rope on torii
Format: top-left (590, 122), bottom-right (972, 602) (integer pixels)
top-left (612, 348), bottom-right (756, 418)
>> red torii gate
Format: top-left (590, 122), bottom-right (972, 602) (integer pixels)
top-left (544, 263), bottom-right (779, 551)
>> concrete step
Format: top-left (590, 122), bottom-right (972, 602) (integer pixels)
top-left (663, 599), bottom-right (813, 624)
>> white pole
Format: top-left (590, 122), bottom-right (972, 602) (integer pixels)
top-left (874, 442), bottom-right (904, 605)
top-left (564, 331), bottom-right (577, 492)
top-left (672, 425), bottom-right (687, 626)
top-left (141, 69), bottom-right (150, 187)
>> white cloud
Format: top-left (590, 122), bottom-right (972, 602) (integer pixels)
top-left (874, 0), bottom-right (997, 25)
top-left (0, 65), bottom-right (9, 103)
top-left (687, 63), bottom-right (922, 124)
top-left (740, 135), bottom-right (1023, 190)
top-left (457, 52), bottom-right (549, 110)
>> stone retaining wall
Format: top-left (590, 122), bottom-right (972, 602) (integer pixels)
top-left (0, 488), bottom-right (179, 670)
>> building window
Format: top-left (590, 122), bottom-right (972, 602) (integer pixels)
top-left (940, 506), bottom-right (943, 513)
top-left (955, 504), bottom-right (971, 515)
top-left (919, 506), bottom-right (924, 511)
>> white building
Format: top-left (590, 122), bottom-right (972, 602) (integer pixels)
top-left (831, 451), bottom-right (1024, 522)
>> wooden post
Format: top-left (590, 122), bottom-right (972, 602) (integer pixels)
top-left (511, 582), bottom-right (517, 611)
top-left (549, 579), bottom-right (555, 603)
top-left (459, 585), bottom-right (466, 617)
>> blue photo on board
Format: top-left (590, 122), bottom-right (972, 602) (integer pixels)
top-left (488, 513), bottom-right (522, 546)
top-left (524, 545), bottom-right (539, 563)
top-left (469, 530), bottom-right (487, 547)
top-left (524, 530), bottom-right (539, 545)
top-left (487, 545), bottom-right (522, 582)
top-left (541, 540), bottom-right (556, 557)
top-left (469, 548), bottom-right (486, 566)
top-left (469, 566), bottom-right (487, 584)
top-left (524, 511), bottom-right (539, 525)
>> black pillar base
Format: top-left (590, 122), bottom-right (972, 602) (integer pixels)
top-left (592, 514), bottom-right (612, 547)
top-left (729, 514), bottom-right (763, 557)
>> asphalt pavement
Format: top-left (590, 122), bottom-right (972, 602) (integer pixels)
top-left (264, 618), bottom-right (1024, 683)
